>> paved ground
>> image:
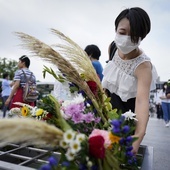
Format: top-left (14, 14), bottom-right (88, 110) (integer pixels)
top-left (0, 111), bottom-right (170, 170)
top-left (141, 115), bottom-right (170, 170)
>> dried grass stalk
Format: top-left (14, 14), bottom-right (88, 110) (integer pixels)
top-left (51, 29), bottom-right (101, 85)
top-left (0, 118), bottom-right (63, 147)
top-left (15, 31), bottom-right (107, 122)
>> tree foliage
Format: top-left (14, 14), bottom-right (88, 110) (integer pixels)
top-left (0, 57), bottom-right (18, 80)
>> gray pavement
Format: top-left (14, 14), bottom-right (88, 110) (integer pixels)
top-left (142, 115), bottom-right (170, 170)
top-left (0, 111), bottom-right (170, 170)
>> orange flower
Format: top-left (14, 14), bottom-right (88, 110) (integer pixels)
top-left (109, 132), bottom-right (120, 144)
top-left (108, 132), bottom-right (120, 149)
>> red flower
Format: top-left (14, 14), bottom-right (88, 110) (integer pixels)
top-left (43, 113), bottom-right (53, 120)
top-left (86, 81), bottom-right (97, 95)
top-left (88, 135), bottom-right (105, 159)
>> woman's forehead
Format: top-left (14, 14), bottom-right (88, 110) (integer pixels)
top-left (117, 18), bottom-right (130, 32)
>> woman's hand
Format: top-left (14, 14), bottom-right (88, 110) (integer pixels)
top-left (132, 139), bottom-right (141, 155)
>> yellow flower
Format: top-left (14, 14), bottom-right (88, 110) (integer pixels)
top-left (109, 132), bottom-right (120, 148)
top-left (21, 106), bottom-right (29, 116)
top-left (35, 109), bottom-right (44, 116)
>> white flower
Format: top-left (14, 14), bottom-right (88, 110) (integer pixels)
top-left (65, 149), bottom-right (75, 161)
top-left (75, 133), bottom-right (86, 142)
top-left (86, 156), bottom-right (89, 161)
top-left (72, 94), bottom-right (85, 104)
top-left (62, 100), bottom-right (72, 108)
top-left (30, 106), bottom-right (38, 116)
top-left (62, 94), bottom-right (84, 107)
top-left (86, 103), bottom-right (90, 107)
top-left (60, 109), bottom-right (71, 119)
top-left (63, 130), bottom-right (76, 143)
top-left (13, 102), bottom-right (33, 109)
top-left (69, 140), bottom-right (81, 154)
top-left (87, 161), bottom-right (93, 168)
top-left (8, 107), bottom-right (21, 117)
top-left (122, 110), bottom-right (138, 121)
top-left (59, 140), bottom-right (68, 149)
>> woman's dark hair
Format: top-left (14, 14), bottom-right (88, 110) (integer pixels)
top-left (115, 7), bottom-right (151, 43)
top-left (84, 44), bottom-right (101, 60)
top-left (19, 55), bottom-right (30, 68)
top-left (162, 82), bottom-right (167, 92)
top-left (3, 73), bottom-right (9, 79)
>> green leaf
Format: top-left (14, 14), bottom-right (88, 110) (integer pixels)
top-left (104, 97), bottom-right (111, 102)
top-left (107, 110), bottom-right (119, 120)
top-left (69, 86), bottom-right (79, 93)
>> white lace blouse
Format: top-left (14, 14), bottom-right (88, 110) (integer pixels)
top-left (102, 50), bottom-right (158, 102)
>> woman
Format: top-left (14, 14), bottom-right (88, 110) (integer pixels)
top-left (1, 73), bottom-right (12, 117)
top-left (160, 82), bottom-right (170, 127)
top-left (5, 55), bottom-right (36, 109)
top-left (102, 7), bottom-right (158, 155)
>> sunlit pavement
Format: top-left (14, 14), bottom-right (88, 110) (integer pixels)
top-left (142, 115), bottom-right (170, 170)
top-left (0, 111), bottom-right (170, 170)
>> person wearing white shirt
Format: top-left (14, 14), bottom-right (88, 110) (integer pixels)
top-left (1, 73), bottom-right (12, 118)
top-left (154, 88), bottom-right (163, 119)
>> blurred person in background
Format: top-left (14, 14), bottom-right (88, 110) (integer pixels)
top-left (154, 88), bottom-right (163, 119)
top-left (160, 82), bottom-right (170, 127)
top-left (84, 44), bottom-right (103, 81)
top-left (1, 73), bottom-right (12, 118)
top-left (5, 55), bottom-right (36, 109)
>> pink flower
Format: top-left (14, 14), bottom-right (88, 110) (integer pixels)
top-left (89, 129), bottom-right (111, 148)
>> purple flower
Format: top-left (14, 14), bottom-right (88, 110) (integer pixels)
top-left (122, 125), bottom-right (130, 133)
top-left (85, 99), bottom-right (92, 105)
top-left (126, 146), bottom-right (133, 151)
top-left (62, 161), bottom-right (70, 167)
top-left (78, 102), bottom-right (85, 111)
top-left (111, 119), bottom-right (121, 128)
top-left (119, 138), bottom-right (125, 145)
top-left (71, 112), bottom-right (84, 124)
top-left (78, 90), bottom-right (86, 97)
top-left (79, 164), bottom-right (87, 170)
top-left (128, 159), bottom-right (133, 165)
top-left (125, 136), bottom-right (133, 145)
top-left (94, 117), bottom-right (101, 123)
top-left (84, 112), bottom-right (95, 123)
top-left (112, 127), bottom-right (121, 134)
top-left (126, 151), bottom-right (133, 157)
top-left (39, 164), bottom-right (51, 170)
top-left (126, 136), bottom-right (133, 143)
top-left (48, 156), bottom-right (58, 166)
top-left (65, 103), bottom-right (82, 117)
top-left (120, 116), bottom-right (125, 123)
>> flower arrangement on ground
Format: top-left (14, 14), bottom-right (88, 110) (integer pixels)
top-left (0, 29), bottom-right (141, 170)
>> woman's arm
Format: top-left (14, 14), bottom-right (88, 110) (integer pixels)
top-left (132, 61), bottom-right (152, 154)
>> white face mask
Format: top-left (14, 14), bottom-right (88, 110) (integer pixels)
top-left (115, 34), bottom-right (141, 54)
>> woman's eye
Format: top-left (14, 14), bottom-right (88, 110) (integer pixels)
top-left (118, 32), bottom-right (126, 35)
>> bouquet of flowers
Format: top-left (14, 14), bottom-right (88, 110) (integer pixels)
top-left (0, 29), bottom-right (140, 170)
